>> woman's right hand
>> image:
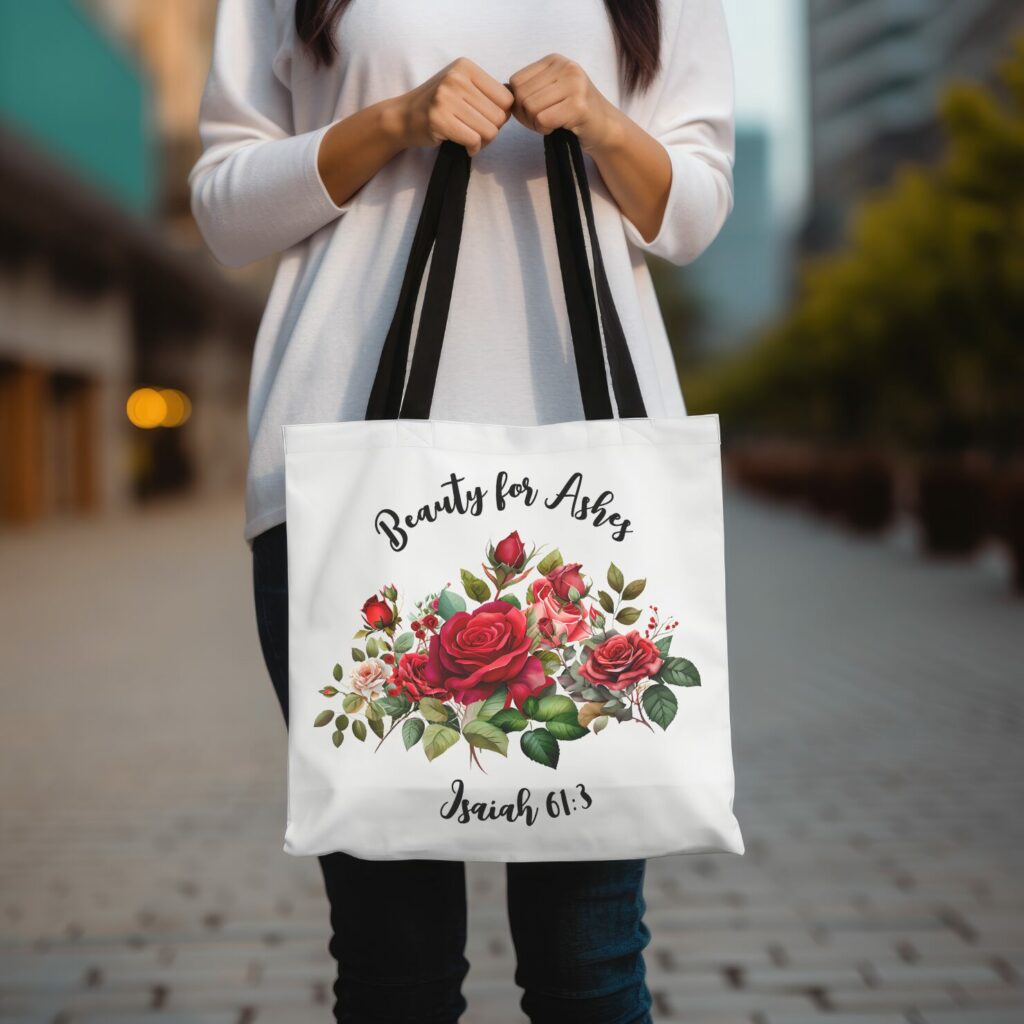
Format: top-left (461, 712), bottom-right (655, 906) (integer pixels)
top-left (394, 59), bottom-right (514, 156)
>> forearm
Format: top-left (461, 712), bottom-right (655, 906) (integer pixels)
top-left (587, 108), bottom-right (672, 244)
top-left (316, 97), bottom-right (408, 207)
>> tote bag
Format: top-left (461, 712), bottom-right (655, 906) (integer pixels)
top-left (284, 129), bottom-right (743, 861)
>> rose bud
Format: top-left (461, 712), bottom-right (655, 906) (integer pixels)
top-left (319, 685), bottom-right (339, 697)
top-left (546, 562), bottom-right (586, 602)
top-left (362, 594), bottom-right (394, 630)
top-left (494, 530), bottom-right (527, 569)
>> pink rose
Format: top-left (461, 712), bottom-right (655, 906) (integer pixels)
top-left (388, 651), bottom-right (452, 702)
top-left (494, 530), bottom-right (527, 569)
top-left (579, 632), bottom-right (662, 691)
top-left (424, 601), bottom-right (546, 710)
top-left (349, 658), bottom-right (389, 697)
top-left (529, 579), bottom-right (591, 646)
top-left (546, 562), bottom-right (586, 601)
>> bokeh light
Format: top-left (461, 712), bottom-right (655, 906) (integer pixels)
top-left (126, 387), bottom-right (191, 429)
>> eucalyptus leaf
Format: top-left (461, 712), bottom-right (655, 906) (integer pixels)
top-left (314, 710), bottom-right (334, 728)
top-left (365, 636), bottom-right (379, 658)
top-left (393, 632), bottom-right (415, 654)
top-left (621, 578), bottom-right (647, 601)
top-left (332, 663), bottom-right (343, 682)
top-left (332, 730), bottom-right (344, 748)
top-left (597, 590), bottom-right (616, 614)
top-left (615, 606), bottom-right (642, 626)
top-left (437, 589), bottom-right (467, 620)
top-left (592, 715), bottom-right (609, 734)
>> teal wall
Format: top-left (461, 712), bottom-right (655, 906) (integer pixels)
top-left (0, 2), bottom-right (154, 213)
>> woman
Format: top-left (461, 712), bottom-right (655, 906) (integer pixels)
top-left (190, 0), bottom-right (733, 1020)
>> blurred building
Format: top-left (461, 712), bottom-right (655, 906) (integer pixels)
top-left (804, 0), bottom-right (1024, 249)
top-left (0, 2), bottom-right (259, 526)
top-left (678, 125), bottom-right (786, 355)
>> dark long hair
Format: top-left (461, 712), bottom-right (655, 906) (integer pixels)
top-left (295, 0), bottom-right (661, 94)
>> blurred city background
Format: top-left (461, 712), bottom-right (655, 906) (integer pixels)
top-left (1, 2), bottom-right (1022, 1023)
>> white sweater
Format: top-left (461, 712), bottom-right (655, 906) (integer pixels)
top-left (189, 0), bottom-right (735, 543)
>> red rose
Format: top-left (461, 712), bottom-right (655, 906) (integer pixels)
top-left (529, 579), bottom-right (591, 646)
top-left (546, 562), bottom-right (586, 601)
top-left (579, 631), bottom-right (662, 691)
top-left (424, 600), bottom-right (546, 709)
top-left (362, 593), bottom-right (394, 630)
top-left (494, 530), bottom-right (527, 569)
top-left (388, 651), bottom-right (452, 702)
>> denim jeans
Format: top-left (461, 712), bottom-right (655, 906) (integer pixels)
top-left (252, 522), bottom-right (653, 1024)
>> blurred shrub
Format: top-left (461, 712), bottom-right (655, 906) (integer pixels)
top-left (691, 38), bottom-right (1024, 457)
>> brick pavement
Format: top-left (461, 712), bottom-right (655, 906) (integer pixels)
top-left (1, 491), bottom-right (1021, 1023)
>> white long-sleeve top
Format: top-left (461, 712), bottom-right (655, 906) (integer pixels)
top-left (190, 0), bottom-right (735, 543)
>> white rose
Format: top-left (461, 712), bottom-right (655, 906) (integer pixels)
top-left (350, 658), bottom-right (388, 697)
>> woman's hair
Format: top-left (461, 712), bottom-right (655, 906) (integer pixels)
top-left (295, 0), bottom-right (661, 94)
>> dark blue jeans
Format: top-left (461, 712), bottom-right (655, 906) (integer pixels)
top-left (252, 522), bottom-right (652, 1024)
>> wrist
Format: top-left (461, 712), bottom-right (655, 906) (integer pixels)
top-left (585, 103), bottom-right (628, 157)
top-left (377, 93), bottom-right (412, 151)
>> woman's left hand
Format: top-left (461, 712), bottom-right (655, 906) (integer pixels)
top-left (508, 54), bottom-right (623, 152)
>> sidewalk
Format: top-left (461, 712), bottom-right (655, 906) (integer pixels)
top-left (1, 490), bottom-right (1021, 1024)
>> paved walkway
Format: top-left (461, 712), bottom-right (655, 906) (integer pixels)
top-left (1, 491), bottom-right (1021, 1024)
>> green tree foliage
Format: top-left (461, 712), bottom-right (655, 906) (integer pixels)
top-left (691, 39), bottom-right (1024, 454)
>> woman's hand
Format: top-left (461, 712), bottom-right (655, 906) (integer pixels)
top-left (508, 54), bottom-right (623, 153)
top-left (508, 53), bottom-right (672, 243)
top-left (393, 58), bottom-right (514, 156)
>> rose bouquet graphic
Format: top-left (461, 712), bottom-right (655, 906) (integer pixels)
top-left (312, 532), bottom-right (701, 770)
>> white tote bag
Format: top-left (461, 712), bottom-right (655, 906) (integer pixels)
top-left (284, 130), bottom-right (743, 862)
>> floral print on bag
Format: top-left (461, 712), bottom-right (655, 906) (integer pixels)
top-left (313, 532), bottom-right (702, 770)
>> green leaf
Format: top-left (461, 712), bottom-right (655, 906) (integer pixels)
top-left (462, 699), bottom-right (486, 726)
top-left (477, 686), bottom-right (508, 721)
top-left (536, 650), bottom-right (562, 677)
top-left (655, 636), bottom-right (673, 658)
top-left (616, 606), bottom-right (642, 626)
top-left (418, 696), bottom-right (449, 723)
top-left (332, 729), bottom-right (344, 748)
top-left (422, 723), bottom-right (460, 761)
top-left (335, 714), bottom-right (349, 731)
top-left (365, 636), bottom-right (379, 658)
top-left (332, 663), bottom-right (343, 682)
top-left (460, 568), bottom-right (491, 604)
top-left (342, 693), bottom-right (364, 714)
top-left (520, 728), bottom-right (560, 769)
top-left (352, 719), bottom-right (367, 742)
top-left (641, 683), bottom-right (677, 730)
top-left (402, 717), bottom-right (425, 750)
top-left (351, 647), bottom-right (365, 663)
top-left (607, 562), bottom-right (624, 593)
top-left (622, 578), bottom-right (647, 601)
top-left (597, 590), bottom-right (616, 614)
top-left (533, 694), bottom-right (577, 722)
top-left (374, 695), bottom-right (411, 718)
top-left (522, 695), bottom-right (540, 719)
top-left (537, 548), bottom-right (563, 575)
top-left (487, 707), bottom-right (529, 732)
top-left (658, 657), bottom-right (701, 687)
top-left (314, 710), bottom-right (334, 728)
top-left (368, 716), bottom-right (385, 740)
top-left (365, 701), bottom-right (383, 724)
top-left (499, 593), bottom-right (522, 609)
top-left (545, 713), bottom-right (588, 741)
top-left (437, 589), bottom-right (467, 620)
top-left (593, 715), bottom-right (609, 734)
top-left (393, 632), bottom-right (415, 655)
top-left (462, 719), bottom-right (509, 756)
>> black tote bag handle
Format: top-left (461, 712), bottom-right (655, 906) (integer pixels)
top-left (365, 128), bottom-right (647, 421)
